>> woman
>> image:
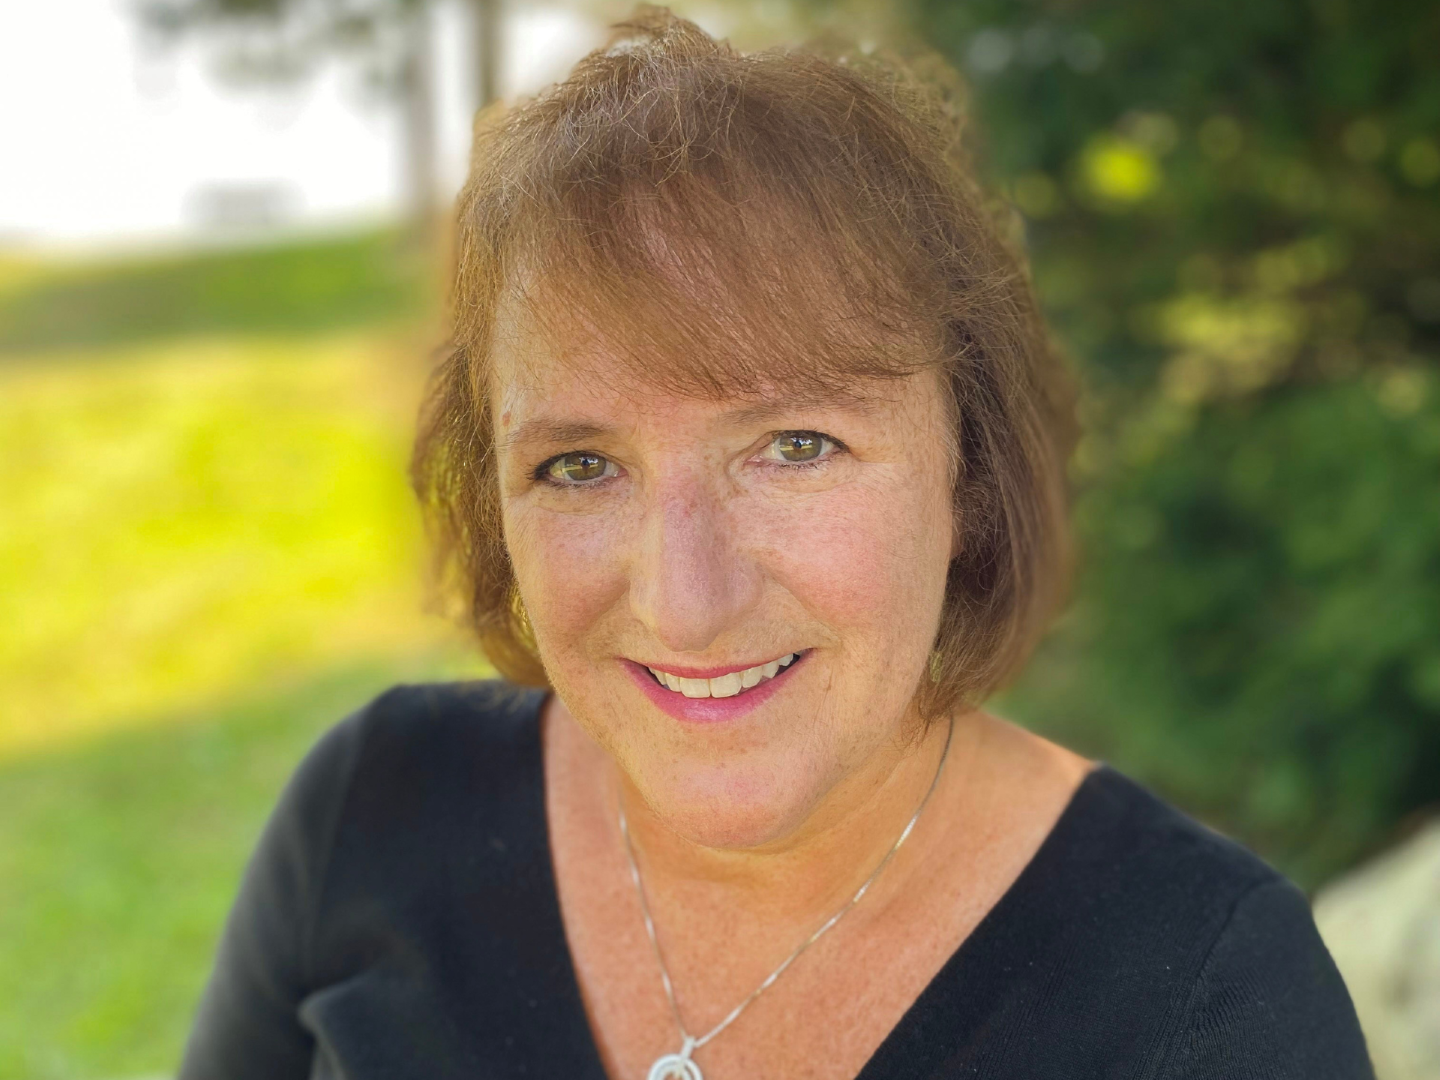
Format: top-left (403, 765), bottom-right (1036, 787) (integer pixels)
top-left (179, 10), bottom-right (1373, 1079)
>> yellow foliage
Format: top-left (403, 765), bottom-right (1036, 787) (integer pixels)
top-left (1082, 135), bottom-right (1160, 203)
top-left (1251, 236), bottom-right (1347, 293)
top-left (1156, 293), bottom-right (1307, 404)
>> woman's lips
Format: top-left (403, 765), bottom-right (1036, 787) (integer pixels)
top-left (647, 653), bottom-right (797, 697)
top-left (621, 650), bottom-right (809, 724)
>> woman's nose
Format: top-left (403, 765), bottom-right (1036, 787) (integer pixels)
top-left (627, 477), bottom-right (763, 655)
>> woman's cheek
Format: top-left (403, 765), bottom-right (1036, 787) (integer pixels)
top-left (744, 472), bottom-right (947, 633)
top-left (505, 501), bottom-right (632, 655)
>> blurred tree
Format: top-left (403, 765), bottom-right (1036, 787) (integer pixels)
top-left (904, 0), bottom-right (1440, 884)
top-left (135, 0), bottom-right (506, 246)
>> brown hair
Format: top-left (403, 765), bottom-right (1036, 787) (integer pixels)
top-left (411, 5), bottom-right (1080, 720)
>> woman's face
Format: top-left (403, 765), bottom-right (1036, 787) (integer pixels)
top-left (493, 304), bottom-right (958, 849)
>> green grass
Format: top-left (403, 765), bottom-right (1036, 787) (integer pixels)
top-left (0, 231), bottom-right (488, 1074)
top-left (0, 229), bottom-right (428, 357)
top-left (0, 307), bottom-right (497, 1076)
top-left (0, 332), bottom-right (470, 759)
top-left (0, 656), bottom-right (486, 1080)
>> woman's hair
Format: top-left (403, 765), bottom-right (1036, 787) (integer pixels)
top-left (411, 5), bottom-right (1080, 721)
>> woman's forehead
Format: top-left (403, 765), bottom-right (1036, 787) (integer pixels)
top-left (489, 315), bottom-right (925, 444)
top-left (488, 266), bottom-right (941, 415)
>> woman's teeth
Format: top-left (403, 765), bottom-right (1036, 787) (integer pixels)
top-left (647, 653), bottom-right (798, 698)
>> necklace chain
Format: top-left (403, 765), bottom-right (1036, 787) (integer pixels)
top-left (617, 716), bottom-right (956, 1063)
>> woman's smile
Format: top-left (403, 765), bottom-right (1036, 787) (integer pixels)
top-left (620, 649), bottom-right (811, 724)
top-left (645, 649), bottom-right (804, 696)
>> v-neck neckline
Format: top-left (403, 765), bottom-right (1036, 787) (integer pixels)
top-left (521, 688), bottom-right (1114, 1080)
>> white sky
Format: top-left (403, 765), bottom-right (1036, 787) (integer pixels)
top-left (0, 0), bottom-right (603, 252)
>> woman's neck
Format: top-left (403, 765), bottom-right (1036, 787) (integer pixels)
top-left (575, 701), bottom-right (981, 932)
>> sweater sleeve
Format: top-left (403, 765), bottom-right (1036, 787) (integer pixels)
top-left (1155, 878), bottom-right (1375, 1080)
top-left (176, 703), bottom-right (370, 1080)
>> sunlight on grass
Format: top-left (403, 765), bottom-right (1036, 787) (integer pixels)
top-left (0, 252), bottom-right (52, 295)
top-left (0, 325), bottom-right (497, 1077)
top-left (0, 331), bottom-right (487, 761)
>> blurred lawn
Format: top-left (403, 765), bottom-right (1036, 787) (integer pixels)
top-left (0, 330), bottom-right (471, 758)
top-left (0, 234), bottom-right (489, 1076)
top-left (0, 230), bottom-right (423, 356)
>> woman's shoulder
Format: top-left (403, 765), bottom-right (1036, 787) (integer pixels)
top-left (1060, 763), bottom-right (1282, 903)
top-left (178, 680), bottom-right (559, 1077)
top-left (906, 760), bottom-right (1376, 1079)
top-left (1004, 763), bottom-right (1374, 1077)
top-left (329, 678), bottom-right (548, 778)
top-left (268, 680), bottom-right (552, 882)
top-left (1040, 763), bottom-right (1324, 979)
top-left (311, 676), bottom-right (547, 801)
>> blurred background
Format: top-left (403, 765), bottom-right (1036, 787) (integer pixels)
top-left (1, 0), bottom-right (1436, 1076)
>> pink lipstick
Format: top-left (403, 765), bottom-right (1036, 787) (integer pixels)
top-left (620, 650), bottom-right (809, 724)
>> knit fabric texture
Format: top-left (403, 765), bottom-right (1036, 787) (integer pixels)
top-left (178, 681), bottom-right (1375, 1079)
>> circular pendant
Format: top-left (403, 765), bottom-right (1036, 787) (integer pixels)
top-left (647, 1053), bottom-right (703, 1080)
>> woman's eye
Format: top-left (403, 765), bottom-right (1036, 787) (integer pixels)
top-left (544, 451), bottom-right (614, 484)
top-left (767, 431), bottom-right (836, 464)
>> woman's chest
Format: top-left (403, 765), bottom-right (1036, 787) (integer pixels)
top-left (288, 854), bottom-right (968, 1080)
top-left (556, 884), bottom-right (982, 1080)
top-left (541, 723), bottom-right (1094, 1080)
top-left (547, 775), bottom-right (1003, 1080)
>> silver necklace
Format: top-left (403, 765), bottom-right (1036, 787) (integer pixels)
top-left (617, 717), bottom-right (955, 1080)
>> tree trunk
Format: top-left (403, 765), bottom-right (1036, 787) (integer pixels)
top-left (472, 0), bottom-right (501, 108)
top-left (400, 3), bottom-right (438, 250)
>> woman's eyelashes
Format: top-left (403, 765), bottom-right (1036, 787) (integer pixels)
top-left (532, 431), bottom-right (848, 488)
top-left (757, 430), bottom-right (847, 469)
top-left (534, 450), bottom-right (620, 486)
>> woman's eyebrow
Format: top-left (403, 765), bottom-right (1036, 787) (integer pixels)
top-left (502, 394), bottom-right (887, 453)
top-left (503, 418), bottom-right (615, 453)
top-left (720, 394), bottom-right (887, 426)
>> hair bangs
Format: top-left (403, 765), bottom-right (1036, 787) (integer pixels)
top-left (501, 177), bottom-right (945, 407)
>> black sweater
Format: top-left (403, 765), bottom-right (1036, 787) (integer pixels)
top-left (178, 680), bottom-right (1374, 1079)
